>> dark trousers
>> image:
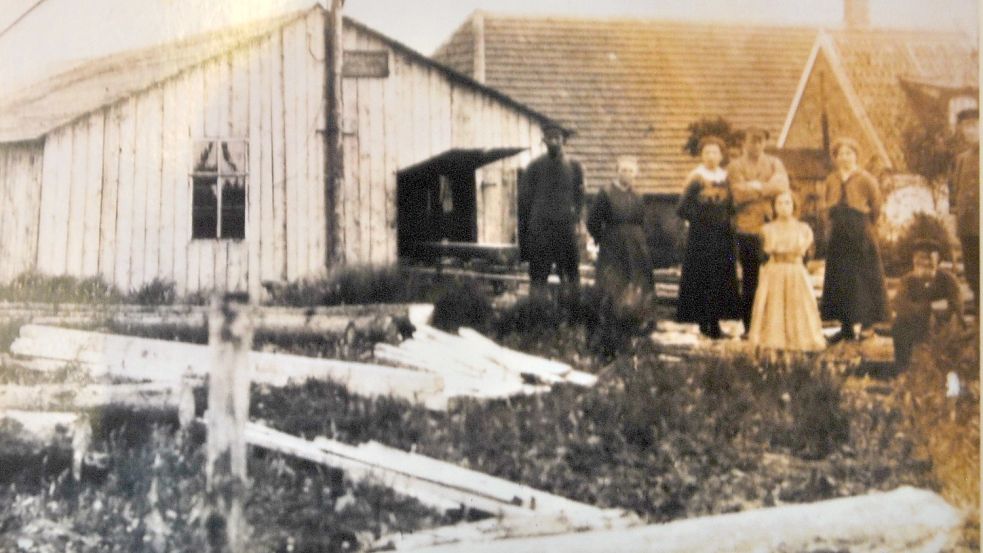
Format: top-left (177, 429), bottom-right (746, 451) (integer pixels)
top-left (736, 233), bottom-right (763, 332)
top-left (960, 233), bottom-right (979, 311)
top-left (528, 238), bottom-right (580, 297)
top-left (892, 314), bottom-right (928, 370)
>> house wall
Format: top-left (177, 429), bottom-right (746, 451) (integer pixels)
top-left (339, 24), bottom-right (546, 266)
top-left (782, 53), bottom-right (882, 169)
top-left (29, 11), bottom-right (326, 297)
top-left (0, 142), bottom-right (43, 282)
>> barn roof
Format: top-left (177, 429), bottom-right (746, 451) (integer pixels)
top-left (433, 13), bottom-right (817, 194)
top-left (0, 6), bottom-right (564, 144)
top-left (779, 28), bottom-right (978, 172)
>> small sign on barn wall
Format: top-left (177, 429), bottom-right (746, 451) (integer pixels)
top-left (343, 50), bottom-right (389, 78)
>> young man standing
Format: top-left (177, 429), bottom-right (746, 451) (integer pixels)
top-left (950, 108), bottom-right (979, 312)
top-left (727, 127), bottom-right (790, 336)
top-left (517, 123), bottom-right (585, 299)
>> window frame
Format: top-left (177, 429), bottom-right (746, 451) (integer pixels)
top-left (190, 138), bottom-right (248, 241)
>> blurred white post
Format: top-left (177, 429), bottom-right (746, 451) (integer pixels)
top-left (204, 294), bottom-right (253, 553)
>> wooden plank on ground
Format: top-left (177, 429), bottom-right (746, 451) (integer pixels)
top-left (11, 325), bottom-right (444, 406)
top-left (0, 383), bottom-right (194, 422)
top-left (398, 487), bottom-right (962, 553)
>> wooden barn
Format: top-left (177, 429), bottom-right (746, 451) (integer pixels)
top-left (0, 4), bottom-right (560, 297)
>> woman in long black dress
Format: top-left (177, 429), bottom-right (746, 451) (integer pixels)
top-left (821, 137), bottom-right (888, 342)
top-left (676, 136), bottom-right (740, 339)
top-left (587, 155), bottom-right (654, 354)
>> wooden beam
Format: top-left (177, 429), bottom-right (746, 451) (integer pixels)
top-left (398, 487), bottom-right (962, 553)
top-left (243, 421), bottom-right (633, 526)
top-left (11, 325), bottom-right (444, 406)
top-left (0, 382), bottom-right (195, 424)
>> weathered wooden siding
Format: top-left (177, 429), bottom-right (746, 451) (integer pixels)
top-left (29, 10), bottom-right (326, 294)
top-left (0, 143), bottom-right (43, 282)
top-left (783, 53), bottom-right (879, 165)
top-left (339, 25), bottom-right (546, 265)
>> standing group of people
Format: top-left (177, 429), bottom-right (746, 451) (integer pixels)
top-left (518, 110), bottom-right (979, 366)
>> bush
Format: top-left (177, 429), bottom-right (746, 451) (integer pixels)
top-left (431, 280), bottom-right (493, 333)
top-left (127, 278), bottom-right (177, 306)
top-left (0, 272), bottom-right (122, 304)
top-left (270, 266), bottom-right (427, 307)
top-left (880, 212), bottom-right (953, 277)
top-left (493, 294), bottom-right (569, 341)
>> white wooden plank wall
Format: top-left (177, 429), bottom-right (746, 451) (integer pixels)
top-left (0, 144), bottom-right (43, 282)
top-left (14, 14), bottom-right (551, 290)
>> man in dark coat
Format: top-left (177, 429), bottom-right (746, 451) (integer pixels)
top-left (891, 239), bottom-right (964, 371)
top-left (518, 123), bottom-right (585, 297)
top-left (949, 108), bottom-right (979, 311)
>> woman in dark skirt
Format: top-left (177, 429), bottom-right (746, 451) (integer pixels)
top-left (587, 155), bottom-right (654, 354)
top-left (821, 137), bottom-right (888, 342)
top-left (676, 136), bottom-right (740, 339)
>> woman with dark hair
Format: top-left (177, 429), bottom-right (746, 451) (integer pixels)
top-left (587, 155), bottom-right (654, 355)
top-left (821, 138), bottom-right (888, 342)
top-left (676, 136), bottom-right (740, 339)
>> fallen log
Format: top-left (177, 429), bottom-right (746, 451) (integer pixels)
top-left (11, 325), bottom-right (444, 407)
top-left (0, 383), bottom-right (195, 425)
top-left (244, 422), bottom-right (632, 526)
top-left (0, 410), bottom-right (92, 480)
top-left (398, 486), bottom-right (961, 553)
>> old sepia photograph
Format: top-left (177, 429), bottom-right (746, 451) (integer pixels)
top-left (0, 0), bottom-right (979, 551)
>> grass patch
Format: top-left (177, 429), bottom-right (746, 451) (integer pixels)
top-left (898, 322), bottom-right (980, 549)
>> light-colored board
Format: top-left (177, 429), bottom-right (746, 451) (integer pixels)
top-left (98, 106), bottom-right (121, 281)
top-left (401, 487), bottom-right (962, 553)
top-left (142, 87), bottom-right (165, 288)
top-left (306, 10), bottom-right (326, 277)
top-left (247, 40), bottom-right (263, 299)
top-left (81, 112), bottom-right (104, 276)
top-left (381, 50), bottom-right (398, 265)
top-left (356, 76), bottom-right (373, 264)
top-left (0, 151), bottom-right (11, 280)
top-left (270, 30), bottom-right (288, 282)
top-left (130, 92), bottom-right (153, 289)
top-left (199, 59), bottom-right (223, 293)
top-left (170, 70), bottom-right (194, 292)
top-left (259, 35), bottom-right (276, 284)
top-left (36, 139), bottom-right (55, 273)
top-left (184, 68), bottom-right (206, 294)
top-left (158, 83), bottom-right (179, 288)
top-left (367, 77), bottom-right (386, 265)
top-left (282, 23), bottom-right (302, 281)
top-left (114, 98), bottom-right (137, 292)
top-left (52, 127), bottom-right (74, 276)
top-left (65, 120), bottom-right (88, 276)
top-left (228, 49), bottom-right (251, 292)
top-left (341, 76), bottom-right (359, 264)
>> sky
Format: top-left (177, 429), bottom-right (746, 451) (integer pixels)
top-left (0, 0), bottom-right (979, 97)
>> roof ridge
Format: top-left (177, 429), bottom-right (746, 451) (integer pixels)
top-left (476, 11), bottom-right (821, 32)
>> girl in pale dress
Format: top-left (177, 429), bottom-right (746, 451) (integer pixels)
top-left (748, 191), bottom-right (826, 352)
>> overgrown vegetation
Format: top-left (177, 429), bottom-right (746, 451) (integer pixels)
top-left (0, 425), bottom-right (442, 552)
top-left (253, 344), bottom-right (929, 522)
top-left (0, 273), bottom-right (179, 306)
top-left (430, 279), bottom-right (493, 333)
top-left (268, 266), bottom-right (431, 307)
top-left (897, 322), bottom-right (980, 549)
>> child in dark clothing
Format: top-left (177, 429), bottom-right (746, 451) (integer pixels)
top-left (891, 239), bottom-right (964, 371)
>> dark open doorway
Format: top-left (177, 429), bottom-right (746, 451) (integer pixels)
top-left (397, 148), bottom-right (524, 262)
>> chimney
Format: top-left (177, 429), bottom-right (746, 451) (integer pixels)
top-left (844, 0), bottom-right (870, 29)
top-left (472, 11), bottom-right (486, 84)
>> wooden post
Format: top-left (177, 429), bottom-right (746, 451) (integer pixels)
top-left (325, 0), bottom-right (345, 265)
top-left (204, 295), bottom-right (253, 553)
